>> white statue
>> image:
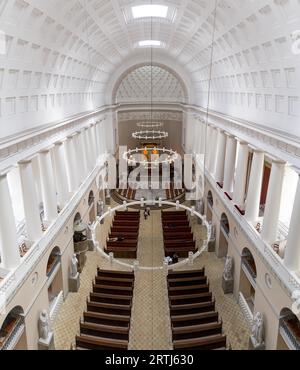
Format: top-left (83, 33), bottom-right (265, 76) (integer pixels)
top-left (223, 256), bottom-right (233, 280)
top-left (70, 254), bottom-right (78, 278)
top-left (38, 310), bottom-right (51, 341)
top-left (251, 312), bottom-right (264, 347)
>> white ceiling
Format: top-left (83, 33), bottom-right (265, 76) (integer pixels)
top-left (0, 0), bottom-right (300, 138)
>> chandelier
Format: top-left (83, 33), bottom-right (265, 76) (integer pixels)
top-left (137, 121), bottom-right (164, 128)
top-left (132, 130), bottom-right (168, 140)
top-left (124, 147), bottom-right (178, 168)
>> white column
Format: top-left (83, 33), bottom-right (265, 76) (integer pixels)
top-left (84, 127), bottom-right (93, 170)
top-left (245, 148), bottom-right (265, 222)
top-left (93, 123), bottom-right (100, 159)
top-left (261, 160), bottom-right (285, 244)
top-left (208, 127), bottom-right (218, 174)
top-left (0, 172), bottom-right (20, 269)
top-left (88, 124), bottom-right (96, 166)
top-left (74, 132), bottom-right (86, 183)
top-left (214, 130), bottom-right (227, 182)
top-left (223, 135), bottom-right (237, 194)
top-left (96, 122), bottom-right (103, 156)
top-left (38, 149), bottom-right (58, 222)
top-left (52, 141), bottom-right (69, 208)
top-left (233, 141), bottom-right (249, 207)
top-left (284, 174), bottom-right (300, 271)
top-left (78, 130), bottom-right (89, 176)
top-left (205, 125), bottom-right (212, 167)
top-left (19, 159), bottom-right (42, 241)
top-left (63, 136), bottom-right (79, 192)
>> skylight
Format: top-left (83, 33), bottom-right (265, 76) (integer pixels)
top-left (132, 5), bottom-right (168, 19)
top-left (138, 40), bottom-right (162, 47)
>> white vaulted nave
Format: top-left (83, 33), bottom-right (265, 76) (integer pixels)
top-left (0, 0), bottom-right (300, 352)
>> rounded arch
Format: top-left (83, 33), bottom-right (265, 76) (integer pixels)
top-left (88, 190), bottom-right (95, 207)
top-left (242, 247), bottom-right (257, 279)
top-left (0, 305), bottom-right (25, 349)
top-left (220, 212), bottom-right (230, 236)
top-left (112, 62), bottom-right (189, 104)
top-left (73, 212), bottom-right (82, 228)
top-left (46, 246), bottom-right (61, 276)
top-left (207, 190), bottom-right (214, 208)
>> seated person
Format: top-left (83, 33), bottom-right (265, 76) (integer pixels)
top-left (164, 256), bottom-right (173, 265)
top-left (117, 236), bottom-right (125, 242)
top-left (107, 237), bottom-right (118, 243)
top-left (172, 253), bottom-right (179, 264)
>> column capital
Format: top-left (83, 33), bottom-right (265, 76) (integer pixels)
top-left (248, 145), bottom-right (264, 153)
top-left (39, 148), bottom-right (50, 155)
top-left (272, 159), bottom-right (286, 165)
top-left (235, 138), bottom-right (248, 145)
top-left (18, 158), bottom-right (33, 166)
top-left (54, 140), bottom-right (64, 147)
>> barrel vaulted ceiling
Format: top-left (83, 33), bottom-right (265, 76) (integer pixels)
top-left (0, 0), bottom-right (300, 138)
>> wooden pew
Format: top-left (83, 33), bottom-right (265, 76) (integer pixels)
top-left (172, 322), bottom-right (222, 341)
top-left (170, 301), bottom-right (215, 316)
top-left (107, 240), bottom-right (138, 248)
top-left (115, 211), bottom-right (140, 218)
top-left (113, 221), bottom-right (139, 227)
top-left (168, 269), bottom-right (205, 278)
top-left (105, 247), bottom-right (137, 259)
top-left (87, 302), bottom-right (131, 316)
top-left (163, 226), bottom-right (191, 232)
top-left (110, 232), bottom-right (139, 239)
top-left (83, 311), bottom-right (130, 327)
top-left (111, 226), bottom-right (139, 233)
top-left (168, 284), bottom-right (210, 296)
top-left (163, 233), bottom-right (194, 241)
top-left (171, 311), bottom-right (219, 328)
top-left (162, 220), bottom-right (190, 226)
top-left (165, 247), bottom-right (197, 258)
top-left (97, 269), bottom-right (134, 279)
top-left (76, 335), bottom-right (128, 350)
top-left (162, 214), bottom-right (188, 220)
top-left (95, 276), bottom-right (134, 287)
top-left (80, 322), bottom-right (130, 341)
top-left (92, 284), bottom-right (133, 296)
top-left (162, 211), bottom-right (186, 216)
top-left (169, 292), bottom-right (213, 305)
top-left (173, 334), bottom-right (226, 350)
top-left (168, 276), bottom-right (207, 287)
top-left (164, 240), bottom-right (196, 248)
top-left (89, 292), bottom-right (132, 306)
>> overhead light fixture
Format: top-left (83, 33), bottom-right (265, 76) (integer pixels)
top-left (138, 40), bottom-right (162, 47)
top-left (132, 5), bottom-right (168, 19)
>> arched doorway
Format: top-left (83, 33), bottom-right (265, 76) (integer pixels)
top-left (277, 308), bottom-right (300, 350)
top-left (218, 212), bottom-right (230, 258)
top-left (88, 190), bottom-right (96, 223)
top-left (73, 213), bottom-right (88, 273)
top-left (206, 191), bottom-right (213, 222)
top-left (46, 247), bottom-right (63, 325)
top-left (239, 248), bottom-right (257, 322)
top-left (0, 306), bottom-right (27, 350)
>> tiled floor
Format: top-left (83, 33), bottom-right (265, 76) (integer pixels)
top-left (53, 203), bottom-right (250, 350)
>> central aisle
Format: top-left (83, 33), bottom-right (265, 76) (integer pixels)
top-left (129, 210), bottom-right (172, 350)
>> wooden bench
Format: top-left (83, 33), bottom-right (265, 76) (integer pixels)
top-left (110, 232), bottom-right (139, 239)
top-left (97, 269), bottom-right (134, 279)
top-left (165, 247), bottom-right (197, 258)
top-left (163, 233), bottom-right (194, 240)
top-left (163, 226), bottom-right (191, 232)
top-left (105, 247), bottom-right (137, 259)
top-left (87, 302), bottom-right (131, 316)
top-left (80, 322), bottom-right (130, 341)
top-left (173, 334), bottom-right (226, 350)
top-left (169, 292), bottom-right (213, 305)
top-left (83, 311), bottom-right (131, 327)
top-left (172, 322), bottom-right (222, 341)
top-left (89, 292), bottom-right (132, 306)
top-left (111, 226), bottom-right (139, 233)
top-left (168, 269), bottom-right (205, 278)
top-left (170, 301), bottom-right (215, 316)
top-left (76, 334), bottom-right (128, 350)
top-left (92, 284), bottom-right (133, 296)
top-left (171, 311), bottom-right (219, 328)
top-left (162, 220), bottom-right (190, 226)
top-left (95, 276), bottom-right (134, 287)
top-left (168, 276), bottom-right (207, 287)
top-left (107, 240), bottom-right (138, 248)
top-left (168, 284), bottom-right (210, 296)
top-left (115, 211), bottom-right (140, 217)
top-left (113, 221), bottom-right (139, 227)
top-left (164, 240), bottom-right (196, 248)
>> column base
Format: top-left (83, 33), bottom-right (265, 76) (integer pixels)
top-left (248, 337), bottom-right (265, 350)
top-left (38, 333), bottom-right (55, 350)
top-left (69, 273), bottom-right (80, 293)
top-left (222, 276), bottom-right (234, 294)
